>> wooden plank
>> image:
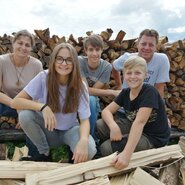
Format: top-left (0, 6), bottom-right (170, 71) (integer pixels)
top-left (0, 161), bottom-right (70, 179)
top-left (91, 144), bottom-right (183, 178)
top-left (129, 167), bottom-right (165, 185)
top-left (26, 144), bottom-right (183, 185)
top-left (110, 172), bottom-right (133, 185)
top-left (12, 146), bottom-right (28, 161)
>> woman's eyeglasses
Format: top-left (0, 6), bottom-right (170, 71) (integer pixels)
top-left (55, 56), bottom-right (73, 65)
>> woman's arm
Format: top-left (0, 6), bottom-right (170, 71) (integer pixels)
top-left (112, 107), bottom-right (152, 170)
top-left (0, 92), bottom-right (13, 106)
top-left (72, 118), bottom-right (90, 164)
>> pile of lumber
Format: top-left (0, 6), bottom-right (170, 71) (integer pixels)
top-left (0, 28), bottom-right (184, 129)
top-left (0, 143), bottom-right (184, 184)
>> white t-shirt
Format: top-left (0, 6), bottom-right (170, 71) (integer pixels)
top-left (113, 52), bottom-right (170, 88)
top-left (24, 70), bottom-right (91, 130)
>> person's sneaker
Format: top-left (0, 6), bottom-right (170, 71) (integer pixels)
top-left (20, 154), bottom-right (52, 162)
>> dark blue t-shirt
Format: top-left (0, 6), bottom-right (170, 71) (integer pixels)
top-left (114, 84), bottom-right (170, 147)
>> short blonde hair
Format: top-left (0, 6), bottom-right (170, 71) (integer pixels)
top-left (123, 55), bottom-right (147, 74)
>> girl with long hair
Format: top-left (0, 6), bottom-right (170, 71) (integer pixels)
top-left (11, 43), bottom-right (96, 162)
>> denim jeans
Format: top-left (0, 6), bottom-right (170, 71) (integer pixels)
top-left (96, 118), bottom-right (154, 156)
top-left (0, 103), bottom-right (18, 118)
top-left (89, 96), bottom-right (100, 142)
top-left (19, 110), bottom-right (97, 159)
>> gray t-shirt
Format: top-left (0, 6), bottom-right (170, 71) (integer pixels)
top-left (78, 56), bottom-right (112, 87)
top-left (113, 52), bottom-right (170, 88)
top-left (0, 53), bottom-right (43, 98)
top-left (24, 70), bottom-right (90, 130)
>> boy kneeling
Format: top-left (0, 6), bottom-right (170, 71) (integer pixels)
top-left (96, 56), bottom-right (170, 170)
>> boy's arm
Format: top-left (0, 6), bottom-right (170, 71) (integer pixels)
top-left (112, 107), bottom-right (152, 170)
top-left (82, 77), bottom-right (120, 97)
top-left (102, 101), bottom-right (123, 141)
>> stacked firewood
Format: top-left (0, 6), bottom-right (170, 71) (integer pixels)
top-left (0, 28), bottom-right (184, 129)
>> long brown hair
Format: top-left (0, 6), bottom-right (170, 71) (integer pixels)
top-left (47, 43), bottom-right (85, 113)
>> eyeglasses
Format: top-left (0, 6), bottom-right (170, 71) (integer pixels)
top-left (55, 56), bottom-right (73, 65)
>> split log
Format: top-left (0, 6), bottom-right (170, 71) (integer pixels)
top-left (130, 167), bottom-right (165, 185)
top-left (0, 161), bottom-right (70, 179)
top-left (12, 146), bottom-right (28, 161)
top-left (110, 172), bottom-right (133, 185)
top-left (25, 144), bottom-right (183, 185)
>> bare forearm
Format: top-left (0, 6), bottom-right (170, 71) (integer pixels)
top-left (79, 119), bottom-right (90, 140)
top-left (0, 92), bottom-right (13, 106)
top-left (89, 87), bottom-right (118, 97)
top-left (102, 109), bottom-right (117, 129)
top-left (122, 122), bottom-right (144, 157)
top-left (11, 98), bottom-right (44, 111)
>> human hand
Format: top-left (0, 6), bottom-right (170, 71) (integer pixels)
top-left (111, 152), bottom-right (130, 170)
top-left (15, 122), bottom-right (22, 129)
top-left (111, 89), bottom-right (121, 97)
top-left (42, 106), bottom-right (57, 131)
top-left (72, 139), bottom-right (88, 164)
top-left (110, 124), bottom-right (122, 141)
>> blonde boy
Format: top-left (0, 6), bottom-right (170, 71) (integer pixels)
top-left (96, 56), bottom-right (170, 170)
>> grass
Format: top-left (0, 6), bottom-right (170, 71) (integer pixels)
top-left (5, 142), bottom-right (69, 162)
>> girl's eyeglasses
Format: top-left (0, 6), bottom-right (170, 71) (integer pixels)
top-left (55, 56), bottom-right (73, 65)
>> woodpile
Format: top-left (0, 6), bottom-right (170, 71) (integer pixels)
top-left (0, 28), bottom-right (184, 129)
top-left (0, 144), bottom-right (184, 184)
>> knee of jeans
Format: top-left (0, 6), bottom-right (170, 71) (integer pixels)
top-left (96, 119), bottom-right (105, 132)
top-left (100, 140), bottom-right (113, 157)
top-left (88, 136), bottom-right (97, 159)
top-left (19, 110), bottom-right (34, 127)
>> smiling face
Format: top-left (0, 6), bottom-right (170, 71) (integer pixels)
top-left (137, 35), bottom-right (157, 62)
top-left (124, 66), bottom-right (147, 90)
top-left (123, 56), bottom-right (147, 90)
top-left (55, 48), bottom-right (73, 83)
top-left (85, 45), bottom-right (103, 64)
top-left (12, 36), bottom-right (32, 58)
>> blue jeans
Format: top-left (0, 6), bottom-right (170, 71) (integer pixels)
top-left (89, 96), bottom-right (100, 142)
top-left (19, 110), bottom-right (97, 159)
top-left (0, 103), bottom-right (18, 118)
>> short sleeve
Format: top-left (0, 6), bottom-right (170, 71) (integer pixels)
top-left (155, 54), bottom-right (170, 83)
top-left (78, 82), bottom-right (91, 119)
top-left (24, 71), bottom-right (46, 100)
top-left (113, 52), bottom-right (131, 71)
